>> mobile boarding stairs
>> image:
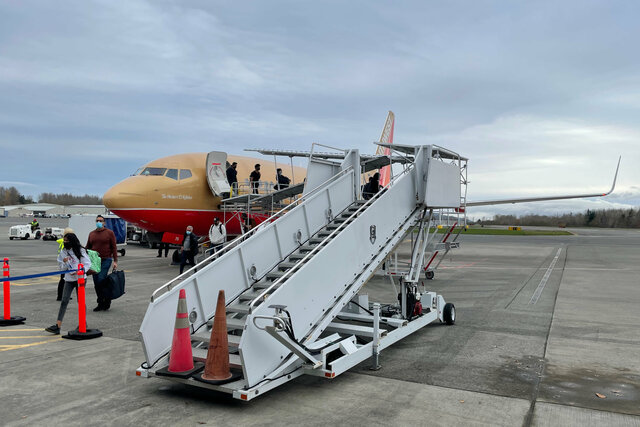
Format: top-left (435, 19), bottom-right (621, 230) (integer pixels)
top-left (138, 143), bottom-right (467, 400)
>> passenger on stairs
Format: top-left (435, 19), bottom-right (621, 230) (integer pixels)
top-left (179, 225), bottom-right (199, 274)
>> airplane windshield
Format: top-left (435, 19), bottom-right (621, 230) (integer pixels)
top-left (134, 167), bottom-right (144, 176)
top-left (141, 167), bottom-right (167, 176)
top-left (180, 169), bottom-right (192, 180)
top-left (166, 169), bottom-right (178, 180)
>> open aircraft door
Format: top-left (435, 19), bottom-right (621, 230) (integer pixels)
top-left (206, 151), bottom-right (231, 196)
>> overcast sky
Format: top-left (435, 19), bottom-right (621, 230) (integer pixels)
top-left (0, 1), bottom-right (638, 218)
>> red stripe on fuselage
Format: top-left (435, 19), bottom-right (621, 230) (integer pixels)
top-left (110, 209), bottom-right (270, 236)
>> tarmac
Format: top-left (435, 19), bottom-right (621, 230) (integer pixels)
top-left (0, 217), bottom-right (639, 426)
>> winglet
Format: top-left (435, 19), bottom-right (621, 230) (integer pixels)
top-left (604, 156), bottom-right (621, 196)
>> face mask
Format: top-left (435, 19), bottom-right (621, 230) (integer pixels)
top-left (96, 222), bottom-right (103, 229)
top-left (186, 231), bottom-right (191, 235)
top-left (64, 242), bottom-right (71, 249)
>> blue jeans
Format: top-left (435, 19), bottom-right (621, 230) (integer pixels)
top-left (92, 258), bottom-right (113, 308)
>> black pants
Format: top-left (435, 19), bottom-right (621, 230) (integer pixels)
top-left (157, 242), bottom-right (169, 257)
top-left (57, 274), bottom-right (65, 300)
top-left (92, 258), bottom-right (113, 309)
top-left (180, 251), bottom-right (196, 274)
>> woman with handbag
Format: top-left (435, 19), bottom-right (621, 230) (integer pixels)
top-left (45, 233), bottom-right (91, 334)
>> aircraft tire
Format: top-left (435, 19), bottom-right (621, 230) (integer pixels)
top-left (426, 270), bottom-right (435, 280)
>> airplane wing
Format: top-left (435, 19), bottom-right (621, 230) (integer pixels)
top-left (467, 157), bottom-right (621, 207)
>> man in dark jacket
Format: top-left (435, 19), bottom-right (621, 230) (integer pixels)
top-left (249, 163), bottom-right (261, 194)
top-left (86, 215), bottom-right (118, 311)
top-left (226, 162), bottom-right (238, 194)
top-left (275, 168), bottom-right (291, 190)
top-left (179, 225), bottom-right (198, 274)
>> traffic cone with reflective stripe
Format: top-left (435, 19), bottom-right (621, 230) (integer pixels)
top-left (194, 289), bottom-right (239, 384)
top-left (157, 289), bottom-right (203, 378)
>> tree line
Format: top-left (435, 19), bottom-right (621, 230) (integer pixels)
top-left (0, 186), bottom-right (102, 206)
top-left (481, 208), bottom-right (640, 228)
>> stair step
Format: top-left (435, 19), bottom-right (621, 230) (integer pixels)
top-left (226, 316), bottom-right (246, 331)
top-left (192, 331), bottom-right (242, 348)
top-left (266, 270), bottom-right (287, 280)
top-left (299, 244), bottom-right (317, 252)
top-left (289, 252), bottom-right (306, 260)
top-left (253, 280), bottom-right (274, 289)
top-left (227, 303), bottom-right (251, 314)
top-left (309, 237), bottom-right (324, 244)
top-left (238, 290), bottom-right (262, 301)
top-left (278, 261), bottom-right (298, 269)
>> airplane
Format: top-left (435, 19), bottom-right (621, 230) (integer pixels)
top-left (103, 152), bottom-right (307, 245)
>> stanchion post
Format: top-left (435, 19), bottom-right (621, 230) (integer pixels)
top-left (0, 258), bottom-right (25, 326)
top-left (3, 258), bottom-right (10, 320)
top-left (77, 264), bottom-right (87, 333)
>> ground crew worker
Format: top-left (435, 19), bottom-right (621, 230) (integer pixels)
top-left (208, 217), bottom-right (227, 253)
top-left (30, 218), bottom-right (39, 232)
top-left (86, 215), bottom-right (118, 311)
top-left (56, 227), bottom-right (75, 301)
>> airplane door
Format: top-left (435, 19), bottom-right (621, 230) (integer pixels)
top-left (206, 151), bottom-right (231, 196)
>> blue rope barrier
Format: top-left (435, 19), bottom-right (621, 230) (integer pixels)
top-left (5, 269), bottom-right (79, 282)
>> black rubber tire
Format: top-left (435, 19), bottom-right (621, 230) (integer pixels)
top-left (9, 237), bottom-right (14, 240)
top-left (119, 249), bottom-right (126, 256)
top-left (443, 302), bottom-right (455, 325)
top-left (22, 233), bottom-right (30, 240)
top-left (426, 270), bottom-right (435, 280)
top-left (35, 231), bottom-right (41, 240)
top-left (172, 249), bottom-right (181, 264)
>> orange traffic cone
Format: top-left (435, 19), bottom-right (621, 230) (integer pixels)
top-left (157, 289), bottom-right (203, 378)
top-left (194, 290), bottom-right (239, 384)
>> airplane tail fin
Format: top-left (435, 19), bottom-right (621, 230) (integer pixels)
top-left (376, 111), bottom-right (395, 187)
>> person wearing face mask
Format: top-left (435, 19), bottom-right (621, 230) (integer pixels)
top-left (86, 215), bottom-right (118, 312)
top-left (45, 233), bottom-right (91, 334)
top-left (179, 225), bottom-right (199, 274)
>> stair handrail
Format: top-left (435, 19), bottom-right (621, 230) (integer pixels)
top-left (149, 166), bottom-right (356, 302)
top-left (248, 164), bottom-right (415, 312)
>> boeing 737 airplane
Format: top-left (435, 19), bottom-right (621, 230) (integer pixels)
top-left (103, 152), bottom-right (307, 244)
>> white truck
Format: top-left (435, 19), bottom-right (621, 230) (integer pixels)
top-left (8, 224), bottom-right (42, 240)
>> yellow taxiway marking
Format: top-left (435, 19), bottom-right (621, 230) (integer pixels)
top-left (0, 328), bottom-right (42, 332)
top-left (0, 335), bottom-right (53, 339)
top-left (0, 337), bottom-right (62, 352)
top-left (12, 276), bottom-right (59, 287)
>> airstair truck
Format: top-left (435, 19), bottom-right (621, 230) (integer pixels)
top-left (137, 144), bottom-right (463, 400)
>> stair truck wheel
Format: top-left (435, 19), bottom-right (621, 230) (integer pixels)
top-left (426, 270), bottom-right (435, 280)
top-left (443, 302), bottom-right (455, 325)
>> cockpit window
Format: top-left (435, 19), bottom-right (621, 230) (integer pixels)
top-left (180, 169), bottom-right (192, 180)
top-left (141, 167), bottom-right (167, 176)
top-left (134, 167), bottom-right (144, 176)
top-left (166, 169), bottom-right (179, 180)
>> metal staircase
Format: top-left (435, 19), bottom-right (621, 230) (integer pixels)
top-left (138, 144), bottom-right (466, 399)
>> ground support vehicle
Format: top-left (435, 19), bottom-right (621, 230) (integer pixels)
top-left (42, 227), bottom-right (65, 241)
top-left (8, 225), bottom-right (42, 240)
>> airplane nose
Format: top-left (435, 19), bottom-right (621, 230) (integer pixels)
top-left (103, 178), bottom-right (144, 210)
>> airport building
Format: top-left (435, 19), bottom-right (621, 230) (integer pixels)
top-left (0, 203), bottom-right (108, 218)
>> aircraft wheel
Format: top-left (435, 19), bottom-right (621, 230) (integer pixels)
top-left (426, 270), bottom-right (435, 280)
top-left (443, 303), bottom-right (455, 325)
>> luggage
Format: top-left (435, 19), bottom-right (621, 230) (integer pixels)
top-left (87, 250), bottom-right (101, 274)
top-left (108, 269), bottom-right (126, 300)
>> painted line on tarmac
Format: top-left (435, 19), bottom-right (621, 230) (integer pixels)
top-left (0, 328), bottom-right (42, 332)
top-left (0, 335), bottom-right (53, 339)
top-left (0, 337), bottom-right (62, 352)
top-left (529, 248), bottom-right (562, 305)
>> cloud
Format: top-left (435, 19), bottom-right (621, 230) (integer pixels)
top-left (0, 0), bottom-right (639, 211)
